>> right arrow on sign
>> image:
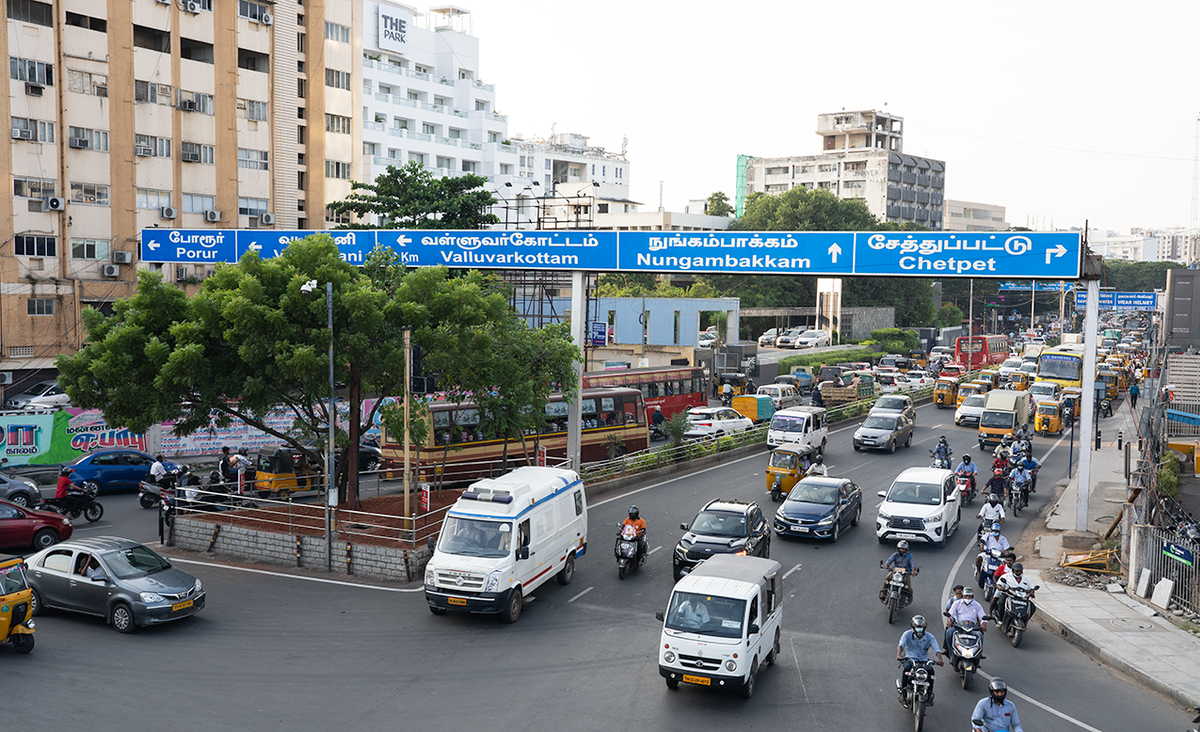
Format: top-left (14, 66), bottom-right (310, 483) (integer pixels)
top-left (1045, 243), bottom-right (1068, 265)
top-left (828, 243), bottom-right (842, 263)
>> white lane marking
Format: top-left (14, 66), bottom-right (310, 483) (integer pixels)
top-left (977, 670), bottom-right (1106, 732)
top-left (171, 558), bottom-right (425, 592)
top-left (782, 562), bottom-right (803, 580)
top-left (648, 545), bottom-right (663, 555)
top-left (940, 530), bottom-right (979, 606)
top-left (568, 586), bottom-right (594, 603)
top-left (592, 451), bottom-right (767, 507)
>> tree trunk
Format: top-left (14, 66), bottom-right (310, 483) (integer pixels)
top-left (347, 365), bottom-right (362, 509)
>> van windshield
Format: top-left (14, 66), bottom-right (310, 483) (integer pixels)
top-left (664, 590), bottom-right (747, 639)
top-left (437, 516), bottom-right (512, 558)
top-left (769, 414), bottom-right (807, 433)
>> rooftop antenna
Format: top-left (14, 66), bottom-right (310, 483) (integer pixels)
top-left (658, 181), bottom-right (664, 213)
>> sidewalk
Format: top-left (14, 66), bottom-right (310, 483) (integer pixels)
top-left (1028, 396), bottom-right (1200, 709)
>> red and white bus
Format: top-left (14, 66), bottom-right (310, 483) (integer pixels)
top-left (954, 334), bottom-right (1010, 369)
top-left (583, 366), bottom-right (706, 418)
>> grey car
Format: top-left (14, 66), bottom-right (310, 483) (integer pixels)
top-left (4, 380), bottom-right (71, 410)
top-left (853, 413), bottom-right (914, 453)
top-left (0, 470), bottom-right (42, 507)
top-left (25, 536), bottom-right (205, 633)
top-left (869, 394), bottom-right (917, 425)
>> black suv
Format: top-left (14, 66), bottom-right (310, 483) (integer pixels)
top-left (672, 499), bottom-right (770, 580)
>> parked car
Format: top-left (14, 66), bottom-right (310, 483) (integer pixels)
top-left (795, 329), bottom-right (831, 349)
top-left (698, 332), bottom-right (719, 348)
top-left (875, 467), bottom-right (963, 547)
top-left (25, 536), bottom-right (205, 633)
top-left (876, 372), bottom-right (915, 394)
top-left (869, 394), bottom-right (917, 425)
top-left (853, 413), bottom-right (914, 453)
top-left (954, 393), bottom-right (987, 427)
top-left (0, 499), bottom-right (72, 550)
top-left (772, 476), bottom-right (862, 542)
top-left (5, 381), bottom-right (71, 410)
top-left (683, 407), bottom-right (753, 439)
top-left (775, 328), bottom-right (804, 348)
top-left (758, 328), bottom-right (781, 347)
top-left (673, 499), bottom-right (770, 579)
top-left (62, 449), bottom-right (187, 494)
top-left (0, 470), bottom-right (42, 508)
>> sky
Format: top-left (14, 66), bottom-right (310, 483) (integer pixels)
top-left (452, 0), bottom-right (1200, 235)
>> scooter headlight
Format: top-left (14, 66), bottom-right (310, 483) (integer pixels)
top-left (25, 619), bottom-right (35, 629)
top-left (484, 570), bottom-right (502, 592)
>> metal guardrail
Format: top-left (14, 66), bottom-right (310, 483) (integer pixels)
top-left (578, 424), bottom-right (769, 484)
top-left (1130, 524), bottom-right (1199, 616)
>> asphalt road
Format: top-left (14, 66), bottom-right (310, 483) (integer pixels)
top-left (3, 403), bottom-right (1190, 731)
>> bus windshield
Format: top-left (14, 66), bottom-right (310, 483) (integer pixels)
top-left (1038, 355), bottom-right (1083, 381)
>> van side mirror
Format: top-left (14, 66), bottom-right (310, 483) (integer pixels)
top-left (516, 546), bottom-right (529, 560)
top-left (748, 623), bottom-right (760, 635)
top-left (680, 523), bottom-right (689, 531)
top-left (655, 610), bottom-right (664, 621)
top-left (427, 536), bottom-right (435, 550)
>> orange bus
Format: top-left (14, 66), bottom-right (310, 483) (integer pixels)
top-left (381, 386), bottom-right (648, 484)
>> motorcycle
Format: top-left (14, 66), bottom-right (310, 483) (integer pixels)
top-left (942, 615), bottom-right (985, 690)
top-left (40, 483), bottom-right (103, 523)
top-left (138, 466), bottom-right (192, 509)
top-left (896, 658), bottom-right (935, 732)
top-left (650, 422), bottom-right (666, 442)
top-left (880, 563), bottom-right (916, 624)
top-left (993, 584), bottom-right (1038, 648)
top-left (956, 472), bottom-right (976, 504)
top-left (720, 393), bottom-right (733, 408)
top-left (929, 451), bottom-right (950, 470)
top-left (978, 549), bottom-right (1003, 601)
top-left (614, 523), bottom-right (645, 579)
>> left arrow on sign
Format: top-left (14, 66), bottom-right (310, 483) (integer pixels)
top-left (828, 243), bottom-right (842, 263)
top-left (1045, 243), bottom-right (1067, 265)
top-left (147, 241), bottom-right (160, 250)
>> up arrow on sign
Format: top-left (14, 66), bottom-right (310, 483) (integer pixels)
top-left (828, 243), bottom-right (842, 263)
top-left (1045, 243), bottom-right (1068, 265)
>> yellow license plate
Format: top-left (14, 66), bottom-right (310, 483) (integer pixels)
top-left (682, 675), bottom-right (710, 686)
top-left (172, 600), bottom-right (193, 612)
top-left (448, 597), bottom-right (467, 606)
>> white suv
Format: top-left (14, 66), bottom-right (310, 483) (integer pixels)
top-left (875, 467), bottom-right (961, 547)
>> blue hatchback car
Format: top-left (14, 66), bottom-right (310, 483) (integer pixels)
top-left (63, 450), bottom-right (186, 494)
top-left (772, 476), bottom-right (863, 542)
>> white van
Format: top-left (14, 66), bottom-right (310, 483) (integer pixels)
top-left (424, 466), bottom-right (587, 623)
top-left (656, 554), bottom-right (783, 698)
top-left (766, 406), bottom-right (827, 453)
top-left (756, 383), bottom-right (802, 411)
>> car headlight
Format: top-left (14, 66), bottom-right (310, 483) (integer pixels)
top-left (484, 570), bottom-right (502, 592)
top-left (140, 592), bottom-right (164, 603)
top-left (878, 510), bottom-right (891, 520)
top-left (724, 660), bottom-right (737, 671)
top-left (817, 516), bottom-right (834, 525)
top-left (663, 651), bottom-right (676, 663)
top-left (425, 568), bottom-right (435, 586)
top-left (674, 544), bottom-right (687, 557)
top-left (194, 579), bottom-right (203, 592)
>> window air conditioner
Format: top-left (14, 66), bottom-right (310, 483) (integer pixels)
top-left (12, 129), bottom-right (33, 140)
top-left (113, 251), bottom-right (133, 264)
top-left (204, 210), bottom-right (221, 222)
top-left (176, 266), bottom-right (189, 281)
top-left (135, 146), bottom-right (154, 157)
top-left (100, 264), bottom-right (121, 278)
top-left (259, 213), bottom-right (275, 225)
top-left (160, 206), bottom-right (178, 220)
top-left (69, 137), bottom-right (90, 149)
top-left (182, 152), bottom-right (200, 163)
top-left (24, 83), bottom-right (43, 97)
top-left (46, 197), bottom-right (67, 211)
top-left (179, 99), bottom-right (197, 112)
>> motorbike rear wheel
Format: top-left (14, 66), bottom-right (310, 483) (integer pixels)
top-left (771, 487), bottom-right (781, 502)
top-left (84, 502), bottom-right (104, 523)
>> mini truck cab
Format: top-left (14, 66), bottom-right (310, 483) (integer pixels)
top-left (657, 554), bottom-right (783, 698)
top-left (424, 466), bottom-right (587, 623)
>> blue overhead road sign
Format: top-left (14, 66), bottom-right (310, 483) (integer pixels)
top-left (139, 229), bottom-right (1081, 279)
top-left (1074, 290), bottom-right (1159, 311)
top-left (996, 281), bottom-right (1074, 292)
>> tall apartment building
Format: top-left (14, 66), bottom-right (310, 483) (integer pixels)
top-left (943, 200), bottom-right (1009, 232)
top-left (739, 109), bottom-right (945, 230)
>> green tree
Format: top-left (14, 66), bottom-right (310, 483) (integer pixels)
top-left (326, 160), bottom-right (499, 229)
top-left (704, 191), bottom-right (733, 217)
top-left (935, 303), bottom-right (964, 328)
top-left (870, 328), bottom-right (920, 353)
top-left (731, 187), bottom-right (878, 232)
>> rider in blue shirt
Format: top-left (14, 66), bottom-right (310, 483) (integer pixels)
top-left (881, 541), bottom-right (918, 601)
top-left (972, 678), bottom-right (1024, 731)
top-left (1019, 454), bottom-right (1041, 493)
top-left (896, 615), bottom-right (943, 707)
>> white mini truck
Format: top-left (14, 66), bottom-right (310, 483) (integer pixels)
top-left (656, 554), bottom-right (783, 698)
top-left (424, 466), bottom-right (587, 623)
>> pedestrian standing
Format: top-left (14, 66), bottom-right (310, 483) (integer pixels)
top-left (1129, 381), bottom-right (1140, 410)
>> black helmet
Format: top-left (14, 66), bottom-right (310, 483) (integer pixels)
top-left (962, 454), bottom-right (972, 463)
top-left (1012, 562), bottom-right (1024, 574)
top-left (988, 493), bottom-right (999, 503)
top-left (628, 505), bottom-right (639, 520)
top-left (238, 447), bottom-right (248, 456)
top-left (988, 677), bottom-right (1008, 703)
top-left (815, 455), bottom-right (824, 464)
top-left (60, 466), bottom-right (73, 476)
top-left (896, 540), bottom-right (909, 552)
top-left (910, 615), bottom-right (928, 637)
top-left (938, 436), bottom-right (947, 443)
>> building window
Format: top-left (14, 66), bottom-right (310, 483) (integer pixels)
top-left (325, 69), bottom-right (351, 90)
top-left (135, 134), bottom-right (172, 158)
top-left (136, 188), bottom-right (172, 210)
top-left (325, 160), bottom-right (352, 179)
top-left (422, 123), bottom-right (436, 135)
top-left (180, 91), bottom-right (215, 114)
top-left (9, 57), bottom-right (53, 86)
top-left (237, 98), bottom-right (268, 121)
top-left (237, 48), bottom-right (269, 73)
top-left (238, 0), bottom-right (270, 21)
top-left (70, 183), bottom-right (110, 206)
top-left (325, 113), bottom-right (352, 134)
top-left (134, 80), bottom-right (173, 104)
top-left (181, 142), bottom-right (214, 164)
top-left (13, 235), bottom-right (55, 257)
top-left (238, 197), bottom-right (269, 216)
top-left (13, 177), bottom-right (55, 199)
top-left (461, 160), bottom-right (476, 173)
top-left (238, 148), bottom-right (269, 171)
top-left (324, 22), bottom-right (350, 42)
top-left (133, 25), bottom-right (171, 54)
top-left (363, 142), bottom-right (378, 156)
top-left (67, 70), bottom-right (107, 97)
top-left (71, 238), bottom-right (110, 260)
top-left (27, 298), bottom-right (55, 316)
top-left (182, 193), bottom-right (215, 214)
top-left (475, 100), bottom-right (486, 111)
top-left (324, 209), bottom-right (350, 225)
top-left (10, 0), bottom-right (54, 27)
top-left (10, 118), bottom-right (54, 143)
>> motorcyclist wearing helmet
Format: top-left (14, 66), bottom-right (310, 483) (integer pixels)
top-left (1019, 452), bottom-right (1041, 493)
top-left (954, 453), bottom-right (977, 495)
top-left (992, 435), bottom-right (1013, 460)
top-left (978, 491), bottom-right (1006, 526)
top-left (990, 562), bottom-right (1036, 621)
top-left (55, 466), bottom-right (74, 499)
top-left (971, 678), bottom-right (1024, 732)
top-left (896, 615), bottom-right (943, 707)
top-left (1009, 463), bottom-right (1033, 507)
top-left (984, 469), bottom-right (1008, 504)
top-left (946, 586), bottom-right (988, 653)
top-left (981, 523), bottom-right (1011, 554)
top-left (651, 406), bottom-right (665, 428)
top-left (622, 505), bottom-right (647, 562)
top-left (805, 454), bottom-right (828, 477)
top-left (881, 541), bottom-right (918, 603)
top-left (931, 436), bottom-right (952, 464)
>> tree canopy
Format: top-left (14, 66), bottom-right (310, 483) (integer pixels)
top-left (704, 191), bottom-right (733, 217)
top-left (325, 161), bottom-right (499, 229)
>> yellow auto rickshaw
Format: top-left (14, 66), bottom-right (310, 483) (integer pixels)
top-left (0, 557), bottom-right (35, 654)
top-left (1097, 371), bottom-right (1119, 400)
top-left (979, 370), bottom-right (1002, 390)
top-left (766, 443), bottom-right (816, 502)
top-left (957, 381), bottom-right (985, 407)
top-left (1034, 400), bottom-right (1064, 437)
top-left (1062, 387), bottom-right (1082, 423)
top-left (255, 446), bottom-right (322, 497)
top-left (908, 350), bottom-right (928, 370)
top-left (934, 377), bottom-right (960, 409)
top-left (1008, 371), bottom-right (1031, 391)
top-left (719, 372), bottom-right (751, 397)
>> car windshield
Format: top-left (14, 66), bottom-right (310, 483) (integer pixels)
top-left (1002, 359), bottom-right (1022, 369)
top-left (861, 415), bottom-right (896, 430)
top-left (436, 516), bottom-right (513, 558)
top-left (962, 395), bottom-right (985, 408)
top-left (1030, 384), bottom-right (1054, 395)
top-left (16, 384), bottom-right (50, 397)
top-left (687, 510), bottom-right (747, 538)
top-left (102, 545), bottom-right (172, 579)
top-left (981, 411), bottom-right (1014, 429)
top-left (664, 590), bottom-right (747, 639)
top-left (0, 562), bottom-right (29, 594)
top-left (1019, 363), bottom-right (1038, 373)
top-left (769, 414), bottom-right (807, 433)
top-left (788, 481), bottom-right (838, 504)
top-left (885, 480), bottom-right (943, 506)
top-left (800, 330), bottom-right (822, 338)
top-left (876, 397), bottom-right (906, 410)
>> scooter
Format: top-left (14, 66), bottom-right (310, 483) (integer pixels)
top-left (942, 615), bottom-right (985, 690)
top-left (138, 466), bottom-right (190, 509)
top-left (977, 549), bottom-right (1003, 601)
top-left (956, 473), bottom-right (976, 504)
top-left (896, 658), bottom-right (934, 732)
top-left (650, 423), bottom-right (666, 441)
top-left (40, 483), bottom-right (103, 523)
top-left (614, 523), bottom-right (645, 580)
top-left (993, 584), bottom-right (1038, 648)
top-left (880, 563), bottom-right (915, 624)
top-left (929, 451), bottom-right (950, 470)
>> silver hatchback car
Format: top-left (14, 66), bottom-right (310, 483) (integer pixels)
top-left (25, 536), bottom-right (205, 633)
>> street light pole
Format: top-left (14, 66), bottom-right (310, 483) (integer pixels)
top-left (325, 281), bottom-right (336, 572)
